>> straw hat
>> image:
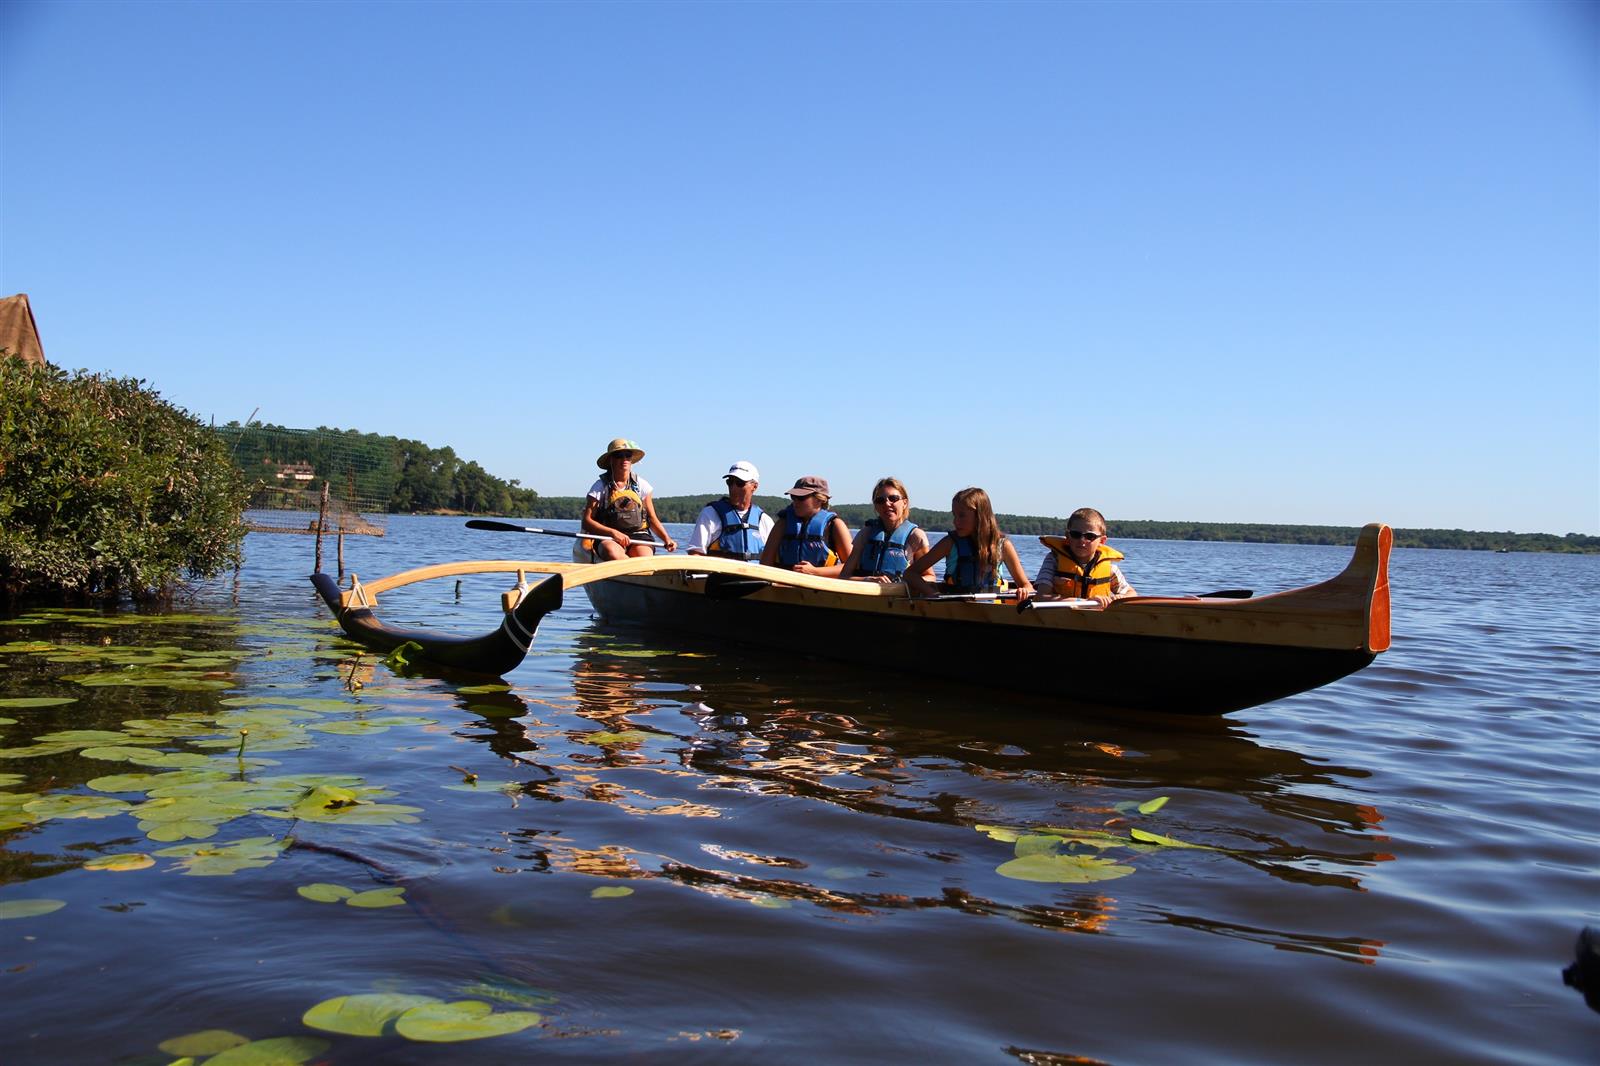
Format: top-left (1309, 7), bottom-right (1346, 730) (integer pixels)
top-left (596, 438), bottom-right (645, 469)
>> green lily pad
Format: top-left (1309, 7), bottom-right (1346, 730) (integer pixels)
top-left (1138, 796), bottom-right (1170, 814)
top-left (142, 819), bottom-right (223, 842)
top-left (583, 730), bottom-right (652, 745)
top-left (456, 683), bottom-right (512, 694)
top-left (88, 769), bottom-right (229, 794)
top-left (83, 852), bottom-right (155, 872)
top-left (393, 999), bottom-right (542, 1042)
top-left (1128, 827), bottom-right (1218, 850)
top-left (79, 746), bottom-right (212, 768)
top-left (22, 794), bottom-right (133, 820)
top-left (35, 729), bottom-right (157, 748)
top-left (156, 836), bottom-right (287, 876)
top-left (464, 702), bottom-right (523, 719)
top-left (303, 992), bottom-right (440, 1036)
top-left (204, 1036), bottom-right (331, 1065)
top-left (0, 773), bottom-right (24, 787)
top-left (346, 886), bottom-right (407, 909)
top-left (590, 886), bottom-right (633, 899)
top-left (298, 883), bottom-right (356, 903)
top-left (0, 697), bottom-right (77, 708)
top-left (0, 898), bottom-right (66, 919)
top-left (995, 853), bottom-right (1136, 883)
top-left (158, 1029), bottom-right (250, 1056)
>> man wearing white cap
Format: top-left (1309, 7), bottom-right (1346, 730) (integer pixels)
top-left (686, 460), bottom-right (774, 561)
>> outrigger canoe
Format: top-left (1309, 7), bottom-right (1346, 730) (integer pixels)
top-left (311, 523), bottom-right (1392, 716)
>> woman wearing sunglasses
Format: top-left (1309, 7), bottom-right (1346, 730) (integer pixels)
top-left (1034, 507), bottom-right (1136, 604)
top-left (839, 477), bottom-right (930, 582)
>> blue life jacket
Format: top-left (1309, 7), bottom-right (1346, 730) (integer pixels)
top-left (777, 506), bottom-right (840, 567)
top-left (857, 518), bottom-right (918, 579)
top-left (707, 499), bottom-right (766, 561)
top-left (942, 535), bottom-right (1001, 592)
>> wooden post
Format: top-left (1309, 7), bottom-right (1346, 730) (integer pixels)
top-left (337, 531), bottom-right (345, 577)
top-left (315, 481), bottom-right (329, 573)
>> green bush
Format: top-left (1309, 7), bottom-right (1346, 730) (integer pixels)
top-left (0, 355), bottom-right (249, 604)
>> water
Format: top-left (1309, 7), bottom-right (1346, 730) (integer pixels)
top-left (2, 516), bottom-right (1596, 1064)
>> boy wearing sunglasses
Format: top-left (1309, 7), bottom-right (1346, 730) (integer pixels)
top-left (1034, 507), bottom-right (1137, 604)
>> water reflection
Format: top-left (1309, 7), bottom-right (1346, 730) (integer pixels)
top-left (452, 630), bottom-right (1397, 948)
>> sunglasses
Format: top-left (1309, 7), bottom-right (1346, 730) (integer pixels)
top-left (725, 477), bottom-right (750, 487)
top-left (1065, 529), bottom-right (1102, 541)
top-left (873, 494), bottom-right (904, 505)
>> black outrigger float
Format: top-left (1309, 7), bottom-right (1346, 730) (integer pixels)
top-left (311, 523), bottom-right (1392, 715)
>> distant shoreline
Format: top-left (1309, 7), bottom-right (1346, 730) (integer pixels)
top-left (410, 498), bottom-right (1597, 554)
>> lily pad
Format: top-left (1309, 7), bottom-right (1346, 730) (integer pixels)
top-left (303, 992), bottom-right (440, 1036)
top-left (346, 886), bottom-right (407, 909)
top-left (0, 773), bottom-right (24, 787)
top-left (590, 886), bottom-right (633, 899)
top-left (996, 853), bottom-right (1136, 883)
top-left (0, 898), bottom-right (66, 919)
top-left (456, 684), bottom-right (512, 695)
top-left (583, 730), bottom-right (652, 745)
top-left (83, 852), bottom-right (155, 872)
top-left (156, 836), bottom-right (287, 876)
top-left (204, 1036), bottom-right (331, 1065)
top-left (22, 794), bottom-right (133, 820)
top-left (1128, 827), bottom-right (1218, 850)
top-left (298, 882), bottom-right (357, 903)
top-left (393, 999), bottom-right (542, 1042)
top-left (158, 1029), bottom-right (250, 1056)
top-left (0, 697), bottom-right (77, 708)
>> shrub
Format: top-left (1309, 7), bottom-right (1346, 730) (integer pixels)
top-left (0, 355), bottom-right (249, 604)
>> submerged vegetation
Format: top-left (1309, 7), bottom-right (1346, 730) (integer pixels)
top-left (0, 357), bottom-right (249, 604)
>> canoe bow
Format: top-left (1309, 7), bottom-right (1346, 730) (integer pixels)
top-left (311, 570), bottom-right (564, 676)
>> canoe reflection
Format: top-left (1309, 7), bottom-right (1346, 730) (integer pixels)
top-left (453, 631), bottom-right (1395, 950)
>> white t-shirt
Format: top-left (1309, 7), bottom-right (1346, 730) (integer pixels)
top-left (687, 501), bottom-right (775, 555)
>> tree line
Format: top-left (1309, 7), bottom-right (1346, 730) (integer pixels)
top-left (218, 425), bottom-right (1598, 554)
top-left (516, 495), bottom-right (1600, 554)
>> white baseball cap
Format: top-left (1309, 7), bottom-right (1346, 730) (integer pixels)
top-left (724, 460), bottom-right (760, 483)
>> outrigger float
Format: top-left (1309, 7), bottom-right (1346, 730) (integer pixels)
top-left (310, 523), bottom-right (1392, 716)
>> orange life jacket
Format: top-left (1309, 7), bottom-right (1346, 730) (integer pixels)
top-left (1040, 538), bottom-right (1124, 599)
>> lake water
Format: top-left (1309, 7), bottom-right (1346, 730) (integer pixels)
top-left (2, 516), bottom-right (1596, 1064)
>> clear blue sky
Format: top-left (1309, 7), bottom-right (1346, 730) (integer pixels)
top-left (3, 1), bottom-right (1595, 534)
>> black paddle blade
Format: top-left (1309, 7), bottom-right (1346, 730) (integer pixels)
top-left (703, 573), bottom-right (771, 601)
top-left (1199, 589), bottom-right (1253, 599)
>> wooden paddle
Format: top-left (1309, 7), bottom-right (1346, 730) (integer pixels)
top-left (465, 518), bottom-right (664, 547)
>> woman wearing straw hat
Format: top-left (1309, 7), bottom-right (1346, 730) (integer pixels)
top-left (581, 438), bottom-right (677, 560)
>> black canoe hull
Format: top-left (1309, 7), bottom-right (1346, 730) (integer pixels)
top-left (311, 571), bottom-right (562, 677)
top-left (579, 575), bottom-right (1374, 715)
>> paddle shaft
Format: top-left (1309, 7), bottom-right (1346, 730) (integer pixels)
top-left (465, 519), bottom-right (664, 546)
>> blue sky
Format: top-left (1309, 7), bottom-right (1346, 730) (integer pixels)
top-left (3, 1), bottom-right (1595, 534)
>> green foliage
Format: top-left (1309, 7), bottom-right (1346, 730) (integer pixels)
top-left (213, 411), bottom-right (1598, 553)
top-left (0, 357), bottom-right (249, 603)
top-left (520, 494), bottom-right (1599, 552)
top-left (219, 421), bottom-right (541, 516)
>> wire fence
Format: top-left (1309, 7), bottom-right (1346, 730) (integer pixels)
top-left (215, 424), bottom-right (393, 537)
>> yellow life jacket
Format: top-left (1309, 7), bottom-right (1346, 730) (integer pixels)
top-left (1040, 538), bottom-right (1124, 599)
